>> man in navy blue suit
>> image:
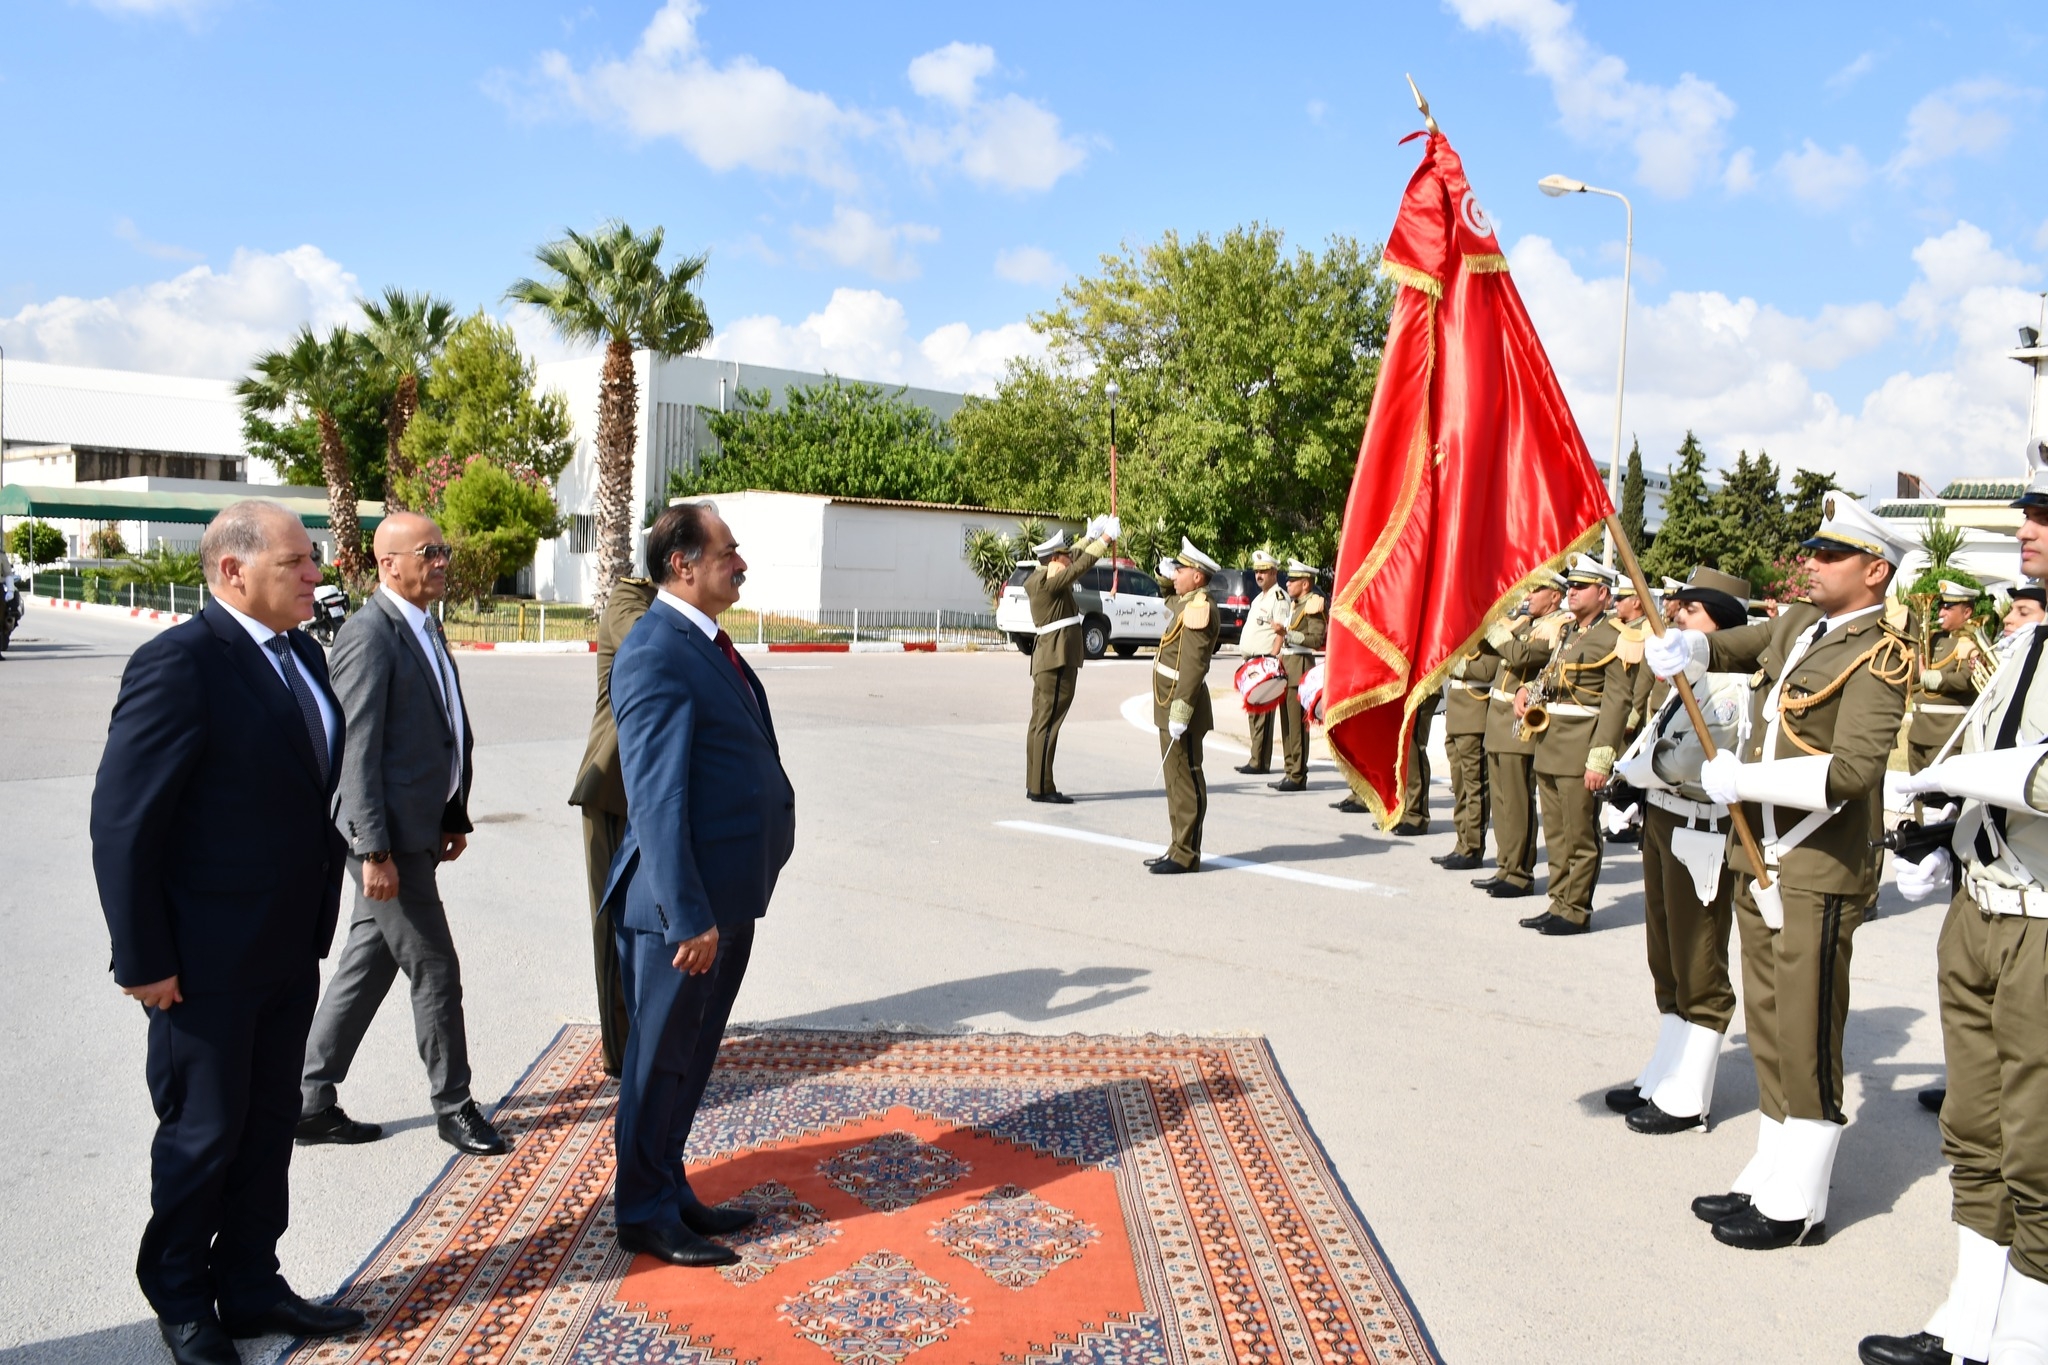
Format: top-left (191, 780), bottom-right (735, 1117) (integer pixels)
top-left (604, 501), bottom-right (796, 1268)
top-left (91, 500), bottom-right (365, 1365)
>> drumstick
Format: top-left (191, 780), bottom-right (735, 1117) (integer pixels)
top-left (1157, 734), bottom-right (1178, 781)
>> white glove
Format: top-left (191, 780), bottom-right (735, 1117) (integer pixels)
top-left (1893, 848), bottom-right (1952, 903)
top-left (1645, 628), bottom-right (1709, 682)
top-left (1157, 557), bottom-right (1178, 578)
top-left (1083, 515), bottom-right (1106, 540)
top-left (1168, 720), bottom-right (1188, 741)
top-left (1098, 514), bottom-right (1121, 541)
top-left (1894, 766), bottom-right (1950, 799)
top-left (1921, 669), bottom-right (1944, 692)
top-left (1700, 750), bottom-right (1742, 806)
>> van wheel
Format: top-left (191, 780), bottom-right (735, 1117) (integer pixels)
top-left (1082, 616), bottom-right (1111, 660)
top-left (1011, 632), bottom-right (1036, 656)
top-left (1112, 641), bottom-right (1139, 658)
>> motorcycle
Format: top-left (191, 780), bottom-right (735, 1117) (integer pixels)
top-left (306, 583), bottom-right (350, 648)
top-left (0, 573), bottom-right (21, 656)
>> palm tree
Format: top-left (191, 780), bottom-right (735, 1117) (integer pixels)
top-left (506, 221), bottom-right (712, 609)
top-left (236, 326), bottom-right (371, 579)
top-left (360, 287), bottom-right (455, 510)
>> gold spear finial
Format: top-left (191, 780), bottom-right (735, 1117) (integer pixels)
top-left (1406, 73), bottom-right (1439, 135)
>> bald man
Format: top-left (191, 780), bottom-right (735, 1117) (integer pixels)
top-left (297, 514), bottom-right (508, 1158)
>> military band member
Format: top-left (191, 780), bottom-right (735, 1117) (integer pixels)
top-left (1271, 560), bottom-right (1327, 793)
top-left (1237, 551), bottom-right (1287, 775)
top-left (1647, 495), bottom-right (1913, 1251)
top-left (1865, 476), bottom-right (2048, 1365)
top-left (1152, 539), bottom-right (1224, 874)
top-left (1023, 517), bottom-right (1118, 803)
top-left (1606, 568), bottom-right (1752, 1133)
top-left (1910, 579), bottom-right (1987, 774)
top-left (1519, 555), bottom-right (1631, 936)
top-left (1473, 570), bottom-right (1568, 898)
top-left (1436, 642), bottom-right (1498, 869)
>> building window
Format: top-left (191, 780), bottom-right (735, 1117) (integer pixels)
top-left (960, 524), bottom-right (983, 559)
top-left (650, 403), bottom-right (719, 499)
top-left (567, 513), bottom-right (597, 553)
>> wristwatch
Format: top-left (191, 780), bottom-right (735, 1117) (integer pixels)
top-left (364, 850), bottom-right (391, 864)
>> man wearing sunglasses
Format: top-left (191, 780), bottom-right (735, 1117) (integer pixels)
top-left (297, 513), bottom-right (508, 1158)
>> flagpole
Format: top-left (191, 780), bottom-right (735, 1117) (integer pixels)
top-left (1603, 514), bottom-right (1775, 891)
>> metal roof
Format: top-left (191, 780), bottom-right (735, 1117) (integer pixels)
top-left (1936, 478), bottom-right (2028, 501)
top-left (0, 483), bottom-right (383, 529)
top-left (2, 360), bottom-right (247, 458)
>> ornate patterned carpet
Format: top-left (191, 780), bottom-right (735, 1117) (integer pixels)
top-left (284, 1027), bottom-right (1438, 1365)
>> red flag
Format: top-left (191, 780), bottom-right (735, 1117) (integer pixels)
top-left (1324, 130), bottom-right (1614, 822)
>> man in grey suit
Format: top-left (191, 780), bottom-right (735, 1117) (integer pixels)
top-left (296, 512), bottom-right (507, 1157)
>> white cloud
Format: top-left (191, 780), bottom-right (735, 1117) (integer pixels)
top-left (1722, 147), bottom-right (1757, 195)
top-left (1509, 222), bottom-right (2042, 487)
top-left (993, 246), bottom-right (1067, 287)
top-left (1773, 139), bottom-right (1870, 209)
top-left (113, 216), bottom-right (203, 262)
top-left (905, 41), bottom-right (995, 109)
top-left (896, 43), bottom-right (1088, 192)
top-left (78, 0), bottom-right (223, 20)
top-left (1825, 51), bottom-right (1877, 94)
top-left (791, 206), bottom-right (939, 281)
top-left (1888, 78), bottom-right (2042, 182)
top-left (0, 246), bottom-right (358, 379)
top-left (1444, 0), bottom-right (1735, 197)
top-left (502, 301), bottom-right (600, 368)
top-left (1306, 99), bottom-right (1328, 126)
top-left (705, 287), bottom-right (1044, 395)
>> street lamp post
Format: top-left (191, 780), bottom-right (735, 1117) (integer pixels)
top-left (1539, 174), bottom-right (1632, 568)
top-left (1105, 378), bottom-right (1120, 590)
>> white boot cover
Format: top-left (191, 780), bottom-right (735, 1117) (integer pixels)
top-left (1730, 1115), bottom-right (1784, 1197)
top-left (1925, 1224), bottom-right (2010, 1364)
top-left (1989, 1267), bottom-right (2048, 1365)
top-left (1754, 1117), bottom-right (1843, 1226)
top-left (1634, 1013), bottom-right (1688, 1094)
top-left (1648, 1022), bottom-right (1723, 1121)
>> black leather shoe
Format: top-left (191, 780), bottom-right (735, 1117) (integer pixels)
top-left (1234, 763), bottom-right (1270, 775)
top-left (1332, 797), bottom-right (1368, 813)
top-left (1269, 777), bottom-right (1307, 792)
top-left (1433, 851), bottom-right (1484, 870)
top-left (222, 1292), bottom-right (367, 1339)
top-left (1692, 1191), bottom-right (1752, 1224)
top-left (1390, 820), bottom-right (1428, 836)
top-left (1712, 1205), bottom-right (1824, 1249)
top-left (1606, 826), bottom-right (1643, 844)
top-left (681, 1199), bottom-right (758, 1237)
top-left (1919, 1087), bottom-right (1947, 1114)
top-left (618, 1220), bottom-right (741, 1267)
top-left (1627, 1100), bottom-right (1703, 1134)
top-left (1857, 1330), bottom-right (1980, 1365)
top-left (158, 1317), bottom-right (238, 1365)
top-left (1487, 881), bottom-right (1535, 899)
top-left (1149, 858), bottom-right (1195, 874)
top-left (1518, 910), bottom-right (1552, 927)
top-left (1605, 1086), bottom-right (1648, 1114)
top-left (1471, 875), bottom-right (1503, 890)
top-left (438, 1100), bottom-right (509, 1156)
top-left (1026, 791), bottom-right (1074, 804)
top-left (1536, 913), bottom-right (1590, 936)
top-left (296, 1104), bottom-right (382, 1146)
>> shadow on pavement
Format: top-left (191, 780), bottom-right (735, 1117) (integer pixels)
top-left (750, 966), bottom-right (1151, 1032)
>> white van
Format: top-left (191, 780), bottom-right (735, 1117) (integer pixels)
top-left (995, 561), bottom-right (1174, 659)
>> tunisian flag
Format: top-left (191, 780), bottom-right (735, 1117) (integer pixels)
top-left (1324, 130), bottom-right (1614, 822)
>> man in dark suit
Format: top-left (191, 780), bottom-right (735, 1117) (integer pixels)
top-left (92, 500), bottom-right (365, 1365)
top-left (297, 512), bottom-right (506, 1157)
top-left (605, 501), bottom-right (796, 1267)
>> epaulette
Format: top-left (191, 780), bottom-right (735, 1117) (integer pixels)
top-left (1616, 631), bottom-right (1645, 665)
top-left (1182, 591), bottom-right (1212, 630)
top-left (1303, 594), bottom-right (1326, 615)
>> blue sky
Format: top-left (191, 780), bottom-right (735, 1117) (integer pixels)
top-left (4, 0), bottom-right (2045, 490)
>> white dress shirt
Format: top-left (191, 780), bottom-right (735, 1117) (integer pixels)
top-left (216, 597), bottom-right (339, 752)
top-left (657, 588), bottom-right (720, 641)
top-left (380, 585), bottom-right (466, 801)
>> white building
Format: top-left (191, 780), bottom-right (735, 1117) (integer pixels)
top-left (530, 352), bottom-right (971, 604)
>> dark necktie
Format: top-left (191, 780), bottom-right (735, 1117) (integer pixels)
top-left (1977, 625), bottom-right (2047, 863)
top-left (266, 634), bottom-right (331, 783)
top-left (713, 629), bottom-right (760, 715)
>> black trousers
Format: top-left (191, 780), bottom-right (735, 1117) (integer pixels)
top-left (139, 969), bottom-right (318, 1321)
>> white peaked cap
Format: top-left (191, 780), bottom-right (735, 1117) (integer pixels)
top-left (1176, 537), bottom-right (1222, 574)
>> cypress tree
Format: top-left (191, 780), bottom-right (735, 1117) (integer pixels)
top-left (1642, 431), bottom-right (1717, 581)
top-left (1619, 437), bottom-right (1647, 552)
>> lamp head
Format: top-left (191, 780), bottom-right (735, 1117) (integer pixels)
top-left (1105, 379), bottom-right (1119, 401)
top-left (1538, 174), bottom-right (1587, 197)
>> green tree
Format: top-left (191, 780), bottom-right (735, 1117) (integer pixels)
top-left (360, 287), bottom-right (456, 510)
top-left (1785, 468), bottom-right (1845, 548)
top-left (87, 525), bottom-right (129, 559)
top-left (676, 380), bottom-right (963, 503)
top-left (9, 520), bottom-right (66, 568)
top-left (1619, 438), bottom-right (1646, 552)
top-left (236, 326), bottom-right (378, 578)
top-left (507, 220), bottom-right (712, 609)
top-left (439, 456), bottom-right (564, 604)
top-left (964, 519), bottom-right (1051, 602)
top-left (397, 311), bottom-right (575, 507)
top-left (952, 368), bottom-right (1100, 517)
top-left (113, 544), bottom-right (205, 588)
top-left (1711, 449), bottom-right (1789, 591)
top-left (1641, 432), bottom-right (1717, 581)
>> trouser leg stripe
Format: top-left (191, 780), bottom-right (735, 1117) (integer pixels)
top-left (1817, 892), bottom-right (1842, 1124)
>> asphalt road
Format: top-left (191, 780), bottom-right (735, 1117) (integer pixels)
top-left (0, 608), bottom-right (1956, 1363)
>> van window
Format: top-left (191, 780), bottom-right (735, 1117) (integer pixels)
top-left (1095, 568), bottom-right (1160, 598)
top-left (1006, 566), bottom-right (1035, 588)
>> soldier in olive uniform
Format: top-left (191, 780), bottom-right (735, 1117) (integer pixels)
top-left (1867, 474), bottom-right (2048, 1365)
top-left (1648, 495), bottom-right (1913, 1251)
top-left (1436, 642), bottom-right (1498, 870)
top-left (1473, 570), bottom-right (1569, 898)
top-left (1023, 517), bottom-right (1119, 803)
top-left (1236, 551), bottom-right (1286, 775)
top-left (568, 575), bottom-right (658, 1077)
top-left (1909, 579), bottom-right (1987, 774)
top-left (1271, 560), bottom-right (1327, 793)
top-left (1520, 556), bottom-right (1633, 936)
top-left (1151, 538), bottom-right (1223, 874)
top-left (1603, 580), bottom-right (1657, 845)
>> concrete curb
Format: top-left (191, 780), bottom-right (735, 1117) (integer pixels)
top-left (456, 640), bottom-right (598, 654)
top-left (36, 597), bottom-right (195, 628)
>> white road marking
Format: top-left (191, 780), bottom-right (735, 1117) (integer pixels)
top-left (997, 820), bottom-right (1397, 895)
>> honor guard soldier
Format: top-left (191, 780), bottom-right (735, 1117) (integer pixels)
top-left (1152, 539), bottom-right (1223, 874)
top-left (1911, 579), bottom-right (1988, 773)
top-left (1603, 579), bottom-right (1657, 844)
top-left (1237, 550), bottom-right (1287, 775)
top-left (1519, 555), bottom-right (1632, 936)
top-left (1647, 495), bottom-right (1913, 1251)
top-left (1867, 476), bottom-right (2048, 1365)
top-left (1437, 638), bottom-right (1499, 870)
top-left (1023, 516), bottom-right (1119, 803)
top-left (1474, 570), bottom-right (1569, 897)
top-left (2006, 586), bottom-right (2048, 643)
top-left (1606, 568), bottom-right (1752, 1134)
top-left (1270, 560), bottom-right (1328, 793)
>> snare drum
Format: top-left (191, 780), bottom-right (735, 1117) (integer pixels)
top-left (1233, 655), bottom-right (1287, 713)
top-left (1298, 663), bottom-right (1327, 724)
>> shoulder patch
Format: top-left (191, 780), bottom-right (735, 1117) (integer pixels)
top-left (1183, 595), bottom-right (1212, 630)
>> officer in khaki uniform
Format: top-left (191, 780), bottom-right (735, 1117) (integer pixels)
top-left (1436, 642), bottom-right (1499, 869)
top-left (1270, 560), bottom-right (1327, 793)
top-left (1236, 551), bottom-right (1287, 775)
top-left (1023, 517), bottom-right (1118, 803)
top-left (1520, 555), bottom-right (1633, 935)
top-left (1151, 538), bottom-right (1223, 874)
top-left (1910, 579), bottom-right (1987, 774)
top-left (1869, 475), bottom-right (2048, 1365)
top-left (568, 575), bottom-right (658, 1077)
top-left (1603, 580), bottom-right (1657, 845)
top-left (1474, 570), bottom-right (1568, 897)
top-left (1649, 494), bottom-right (1913, 1252)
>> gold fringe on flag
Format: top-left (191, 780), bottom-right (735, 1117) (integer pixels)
top-left (1462, 253), bottom-right (1511, 274)
top-left (1379, 258), bottom-right (1442, 299)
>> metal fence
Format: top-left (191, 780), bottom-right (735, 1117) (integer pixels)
top-left (29, 571), bottom-right (211, 615)
top-left (723, 608), bottom-right (1006, 647)
top-left (439, 603), bottom-right (599, 645)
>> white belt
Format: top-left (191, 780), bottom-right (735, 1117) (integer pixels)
top-left (1457, 683), bottom-right (1492, 697)
top-left (1761, 805), bottom-right (1836, 869)
top-left (1648, 790), bottom-right (1726, 826)
top-left (1918, 703), bottom-right (1968, 715)
top-left (1540, 702), bottom-right (1597, 719)
top-left (1965, 870), bottom-right (2048, 919)
top-left (1155, 663), bottom-right (1179, 680)
top-left (1282, 645), bottom-right (1317, 656)
top-left (1034, 614), bottom-right (1082, 634)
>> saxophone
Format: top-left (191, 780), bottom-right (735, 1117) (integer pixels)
top-left (1517, 649), bottom-right (1563, 741)
top-left (1967, 625), bottom-right (1999, 694)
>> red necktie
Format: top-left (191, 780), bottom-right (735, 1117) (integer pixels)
top-left (714, 629), bottom-right (759, 712)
